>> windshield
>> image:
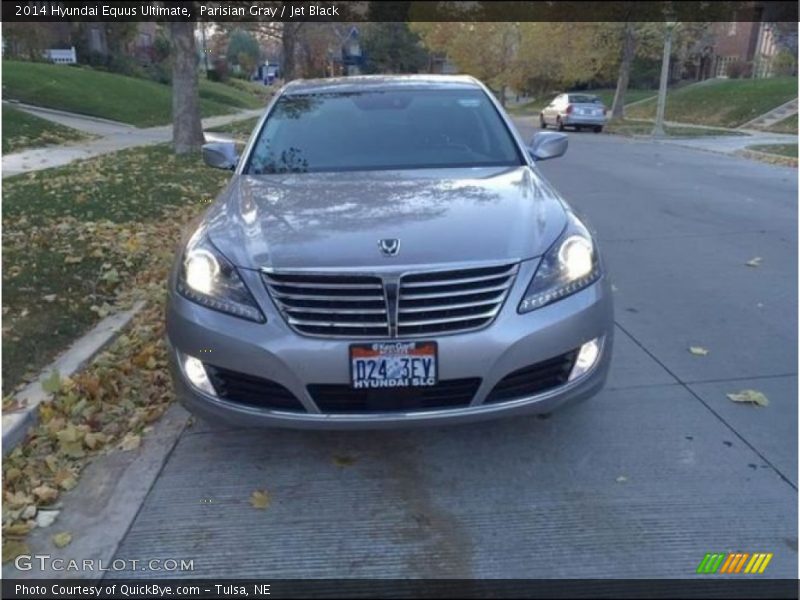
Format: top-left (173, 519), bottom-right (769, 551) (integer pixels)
top-left (568, 94), bottom-right (601, 104)
top-left (245, 88), bottom-right (523, 174)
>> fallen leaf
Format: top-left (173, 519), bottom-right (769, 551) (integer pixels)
top-left (36, 510), bottom-right (60, 528)
top-left (250, 489), bottom-right (270, 510)
top-left (745, 257), bottom-right (762, 267)
top-left (42, 370), bottom-right (62, 394)
top-left (5, 522), bottom-right (34, 536)
top-left (119, 433), bottom-right (141, 452)
top-left (332, 454), bottom-right (357, 468)
top-left (727, 389), bottom-right (769, 407)
top-left (52, 532), bottom-right (72, 548)
top-left (689, 346), bottom-right (709, 356)
top-left (3, 539), bottom-right (30, 563)
top-left (32, 485), bottom-right (59, 503)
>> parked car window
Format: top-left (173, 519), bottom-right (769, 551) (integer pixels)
top-left (568, 94), bottom-right (601, 104)
top-left (246, 89), bottom-right (523, 174)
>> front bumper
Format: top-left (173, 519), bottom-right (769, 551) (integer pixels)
top-left (166, 262), bottom-right (614, 429)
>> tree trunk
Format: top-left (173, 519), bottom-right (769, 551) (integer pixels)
top-left (611, 22), bottom-right (636, 120)
top-left (282, 24), bottom-right (300, 81)
top-left (170, 21), bottom-right (204, 155)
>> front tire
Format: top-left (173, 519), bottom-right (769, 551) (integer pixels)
top-left (539, 114), bottom-right (547, 129)
top-left (556, 118), bottom-right (565, 132)
top-left (594, 125), bottom-right (603, 133)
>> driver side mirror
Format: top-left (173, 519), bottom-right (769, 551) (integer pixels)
top-left (529, 132), bottom-right (568, 161)
top-left (202, 142), bottom-right (239, 170)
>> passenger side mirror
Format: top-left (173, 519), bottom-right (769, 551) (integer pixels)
top-left (202, 142), bottom-right (239, 170)
top-left (529, 132), bottom-right (568, 161)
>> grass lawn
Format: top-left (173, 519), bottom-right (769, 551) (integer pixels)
top-left (764, 113), bottom-right (797, 134)
top-left (2, 61), bottom-right (266, 127)
top-left (2, 145), bottom-right (230, 394)
top-left (747, 143), bottom-right (797, 157)
top-left (604, 119), bottom-right (748, 138)
top-left (2, 105), bottom-right (90, 153)
top-left (626, 77), bottom-right (798, 128)
top-left (591, 88), bottom-right (656, 108)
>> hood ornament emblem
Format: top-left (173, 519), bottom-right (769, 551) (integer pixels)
top-left (378, 238), bottom-right (400, 257)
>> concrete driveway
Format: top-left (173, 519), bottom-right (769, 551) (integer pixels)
top-left (108, 129), bottom-right (797, 579)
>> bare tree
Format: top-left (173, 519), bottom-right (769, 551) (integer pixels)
top-left (169, 21), bottom-right (204, 154)
top-left (610, 22), bottom-right (636, 120)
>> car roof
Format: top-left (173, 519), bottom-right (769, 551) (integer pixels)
top-left (283, 74), bottom-right (484, 95)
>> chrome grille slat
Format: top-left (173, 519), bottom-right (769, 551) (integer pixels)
top-left (398, 309), bottom-right (501, 328)
top-left (264, 263), bottom-right (517, 338)
top-left (398, 295), bottom-right (504, 313)
top-left (400, 281), bottom-right (512, 300)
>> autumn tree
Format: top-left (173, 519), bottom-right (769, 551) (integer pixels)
top-left (412, 22), bottom-right (520, 105)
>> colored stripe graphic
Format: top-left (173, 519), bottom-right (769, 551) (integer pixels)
top-left (703, 552), bottom-right (775, 575)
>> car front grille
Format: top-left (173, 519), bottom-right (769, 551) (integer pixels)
top-left (263, 263), bottom-right (517, 338)
top-left (397, 263), bottom-right (517, 336)
top-left (484, 350), bottom-right (578, 403)
top-left (205, 364), bottom-right (306, 412)
top-left (308, 378), bottom-right (482, 413)
top-left (263, 272), bottom-right (389, 338)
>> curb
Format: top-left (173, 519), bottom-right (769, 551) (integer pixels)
top-left (2, 301), bottom-right (146, 455)
top-left (736, 148), bottom-right (798, 168)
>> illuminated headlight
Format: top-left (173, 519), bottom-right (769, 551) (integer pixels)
top-left (569, 338), bottom-right (601, 381)
top-left (176, 228), bottom-right (265, 323)
top-left (182, 354), bottom-right (217, 396)
top-left (519, 212), bottom-right (601, 313)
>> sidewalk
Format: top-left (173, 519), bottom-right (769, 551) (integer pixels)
top-left (2, 108), bottom-right (263, 176)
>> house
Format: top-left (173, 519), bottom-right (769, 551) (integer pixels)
top-left (710, 21), bottom-right (796, 77)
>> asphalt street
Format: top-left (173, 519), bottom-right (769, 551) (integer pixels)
top-left (110, 128), bottom-right (798, 579)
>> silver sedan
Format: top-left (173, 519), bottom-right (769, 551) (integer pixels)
top-left (540, 93), bottom-right (607, 132)
top-left (166, 75), bottom-right (614, 429)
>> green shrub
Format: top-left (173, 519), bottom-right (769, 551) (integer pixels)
top-left (727, 60), bottom-right (752, 79)
top-left (772, 51), bottom-right (797, 77)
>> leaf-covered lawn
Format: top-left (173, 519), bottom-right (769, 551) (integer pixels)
top-left (746, 143), bottom-right (798, 158)
top-left (2, 105), bottom-right (90, 153)
top-left (764, 113), bottom-right (797, 134)
top-left (626, 77), bottom-right (799, 128)
top-left (604, 119), bottom-right (748, 138)
top-left (2, 145), bottom-right (230, 395)
top-left (2, 61), bottom-right (265, 127)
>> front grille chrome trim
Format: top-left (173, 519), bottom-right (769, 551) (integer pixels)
top-left (263, 262), bottom-right (518, 338)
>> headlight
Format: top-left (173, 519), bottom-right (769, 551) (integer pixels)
top-left (176, 229), bottom-right (265, 323)
top-left (518, 212), bottom-right (601, 313)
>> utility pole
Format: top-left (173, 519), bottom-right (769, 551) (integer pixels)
top-left (652, 20), bottom-right (676, 138)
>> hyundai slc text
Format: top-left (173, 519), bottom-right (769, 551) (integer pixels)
top-left (166, 75), bottom-right (614, 429)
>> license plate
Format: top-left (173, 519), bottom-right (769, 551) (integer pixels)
top-left (350, 342), bottom-right (438, 389)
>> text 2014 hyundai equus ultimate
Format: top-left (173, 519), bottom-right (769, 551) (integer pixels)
top-left (166, 75), bottom-right (614, 429)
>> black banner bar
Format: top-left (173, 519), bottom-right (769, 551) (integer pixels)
top-left (1, 1), bottom-right (798, 23)
top-left (2, 579), bottom-right (799, 599)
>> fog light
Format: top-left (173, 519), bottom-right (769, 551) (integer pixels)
top-left (183, 354), bottom-right (217, 396)
top-left (569, 338), bottom-right (601, 381)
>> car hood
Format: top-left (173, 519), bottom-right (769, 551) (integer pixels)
top-left (204, 166), bottom-right (568, 271)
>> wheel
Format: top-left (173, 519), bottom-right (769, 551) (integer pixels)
top-left (575, 125), bottom-right (583, 132)
top-left (539, 114), bottom-right (547, 129)
top-left (556, 118), bottom-right (565, 132)
top-left (594, 125), bottom-right (603, 133)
